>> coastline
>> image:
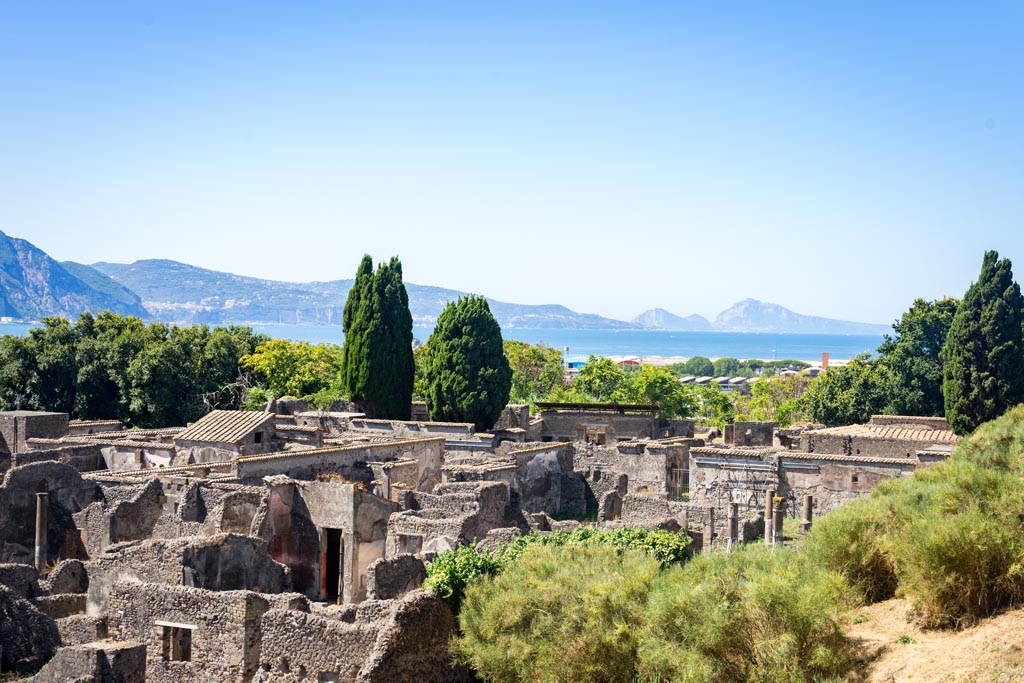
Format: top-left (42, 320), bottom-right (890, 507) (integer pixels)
top-left (0, 322), bottom-right (881, 364)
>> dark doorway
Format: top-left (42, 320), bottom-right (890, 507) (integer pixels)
top-left (323, 528), bottom-right (343, 603)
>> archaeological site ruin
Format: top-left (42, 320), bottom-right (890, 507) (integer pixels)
top-left (0, 402), bottom-right (958, 681)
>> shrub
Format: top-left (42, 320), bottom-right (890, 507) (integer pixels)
top-left (425, 527), bottom-right (690, 613)
top-left (423, 546), bottom-right (506, 614)
top-left (891, 505), bottom-right (1024, 628)
top-left (637, 546), bottom-right (852, 683)
top-left (804, 405), bottom-right (1024, 627)
top-left (503, 527), bottom-right (692, 569)
top-left (456, 544), bottom-right (660, 683)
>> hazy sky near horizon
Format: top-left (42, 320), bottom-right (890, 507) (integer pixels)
top-left (2, 2), bottom-right (1022, 325)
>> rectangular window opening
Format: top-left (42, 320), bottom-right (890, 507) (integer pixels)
top-left (159, 622), bottom-right (194, 662)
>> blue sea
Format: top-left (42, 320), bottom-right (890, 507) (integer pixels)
top-left (0, 322), bottom-right (883, 362)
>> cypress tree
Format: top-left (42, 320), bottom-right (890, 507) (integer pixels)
top-left (365, 257), bottom-right (414, 419)
top-left (942, 250), bottom-right (1024, 435)
top-left (424, 295), bottom-right (512, 431)
top-left (341, 255), bottom-right (414, 419)
top-left (341, 255), bottom-right (374, 403)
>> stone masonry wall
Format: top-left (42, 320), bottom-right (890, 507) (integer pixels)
top-left (106, 581), bottom-right (269, 683)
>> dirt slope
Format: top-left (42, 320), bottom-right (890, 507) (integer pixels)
top-left (848, 598), bottom-right (1024, 682)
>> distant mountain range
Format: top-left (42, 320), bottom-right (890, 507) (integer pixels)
top-left (0, 230), bottom-right (889, 334)
top-left (0, 231), bottom-right (147, 320)
top-left (631, 308), bottom-right (712, 331)
top-left (632, 299), bottom-right (889, 335)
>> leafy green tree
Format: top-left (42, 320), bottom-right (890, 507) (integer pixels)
top-left (341, 255), bottom-right (414, 419)
top-left (25, 317), bottom-right (78, 413)
top-left (712, 357), bottom-right (742, 377)
top-left (240, 338), bottom-right (344, 399)
top-left (675, 355), bottom-right (713, 377)
top-left (0, 334), bottom-right (33, 410)
top-left (878, 297), bottom-right (958, 417)
top-left (628, 365), bottom-right (698, 418)
top-left (425, 295), bottom-right (512, 430)
top-left (738, 373), bottom-right (807, 426)
top-left (574, 356), bottom-right (626, 401)
top-left (503, 340), bottom-right (565, 405)
top-left (695, 384), bottom-right (735, 428)
top-left (942, 251), bottom-right (1024, 435)
top-left (802, 354), bottom-right (892, 426)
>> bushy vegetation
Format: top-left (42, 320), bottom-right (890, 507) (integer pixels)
top-left (804, 404), bottom-right (1024, 627)
top-left (456, 544), bottom-right (660, 683)
top-left (503, 340), bottom-right (565, 405)
top-left (639, 547), bottom-right (852, 683)
top-left (0, 312), bottom-right (266, 427)
top-left (450, 541), bottom-right (852, 683)
top-left (424, 527), bottom-right (691, 612)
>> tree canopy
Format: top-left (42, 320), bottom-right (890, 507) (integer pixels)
top-left (878, 297), bottom-right (958, 417)
top-left (503, 340), bottom-right (565, 405)
top-left (340, 255), bottom-right (415, 419)
top-left (942, 250), bottom-right (1024, 434)
top-left (424, 295), bottom-right (512, 430)
top-left (0, 313), bottom-right (266, 427)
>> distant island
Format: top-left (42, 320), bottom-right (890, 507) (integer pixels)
top-left (0, 230), bottom-right (888, 334)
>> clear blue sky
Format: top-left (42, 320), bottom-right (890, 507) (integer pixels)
top-left (2, 2), bottom-right (1021, 325)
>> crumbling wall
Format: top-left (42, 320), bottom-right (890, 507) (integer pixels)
top-left (510, 443), bottom-right (585, 516)
top-left (0, 583), bottom-right (60, 675)
top-left (235, 438), bottom-right (444, 492)
top-left (106, 581), bottom-right (269, 683)
top-left (25, 641), bottom-right (145, 683)
top-left (365, 555), bottom-right (426, 600)
top-left (386, 482), bottom-right (510, 558)
top-left (0, 461), bottom-right (98, 564)
top-left (87, 534), bottom-right (290, 615)
top-left (254, 591), bottom-right (467, 683)
top-left (724, 421), bottom-right (777, 447)
top-left (777, 456), bottom-right (917, 516)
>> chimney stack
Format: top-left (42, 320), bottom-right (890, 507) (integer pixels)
top-left (821, 352), bottom-right (830, 370)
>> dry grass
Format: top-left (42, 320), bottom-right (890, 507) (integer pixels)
top-left (848, 598), bottom-right (1024, 683)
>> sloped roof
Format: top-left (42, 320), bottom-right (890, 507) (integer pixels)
top-left (175, 410), bottom-right (275, 445)
top-left (807, 423), bottom-right (958, 443)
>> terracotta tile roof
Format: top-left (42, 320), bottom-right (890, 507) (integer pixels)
top-left (175, 410), bottom-right (275, 445)
top-left (807, 423), bottom-right (958, 443)
top-left (781, 452), bottom-right (919, 466)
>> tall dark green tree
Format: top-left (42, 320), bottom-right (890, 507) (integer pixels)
top-left (877, 297), bottom-right (959, 417)
top-left (366, 257), bottom-right (414, 418)
top-left (341, 255), bottom-right (374, 402)
top-left (942, 251), bottom-right (1024, 435)
top-left (341, 255), bottom-right (414, 419)
top-left (424, 295), bottom-right (512, 430)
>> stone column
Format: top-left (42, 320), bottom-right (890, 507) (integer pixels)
top-left (34, 492), bottom-right (48, 572)
top-left (727, 502), bottom-right (740, 550)
top-left (703, 507), bottom-right (715, 552)
top-left (772, 497), bottom-right (785, 547)
top-left (764, 489), bottom-right (776, 546)
top-left (799, 495), bottom-right (814, 537)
